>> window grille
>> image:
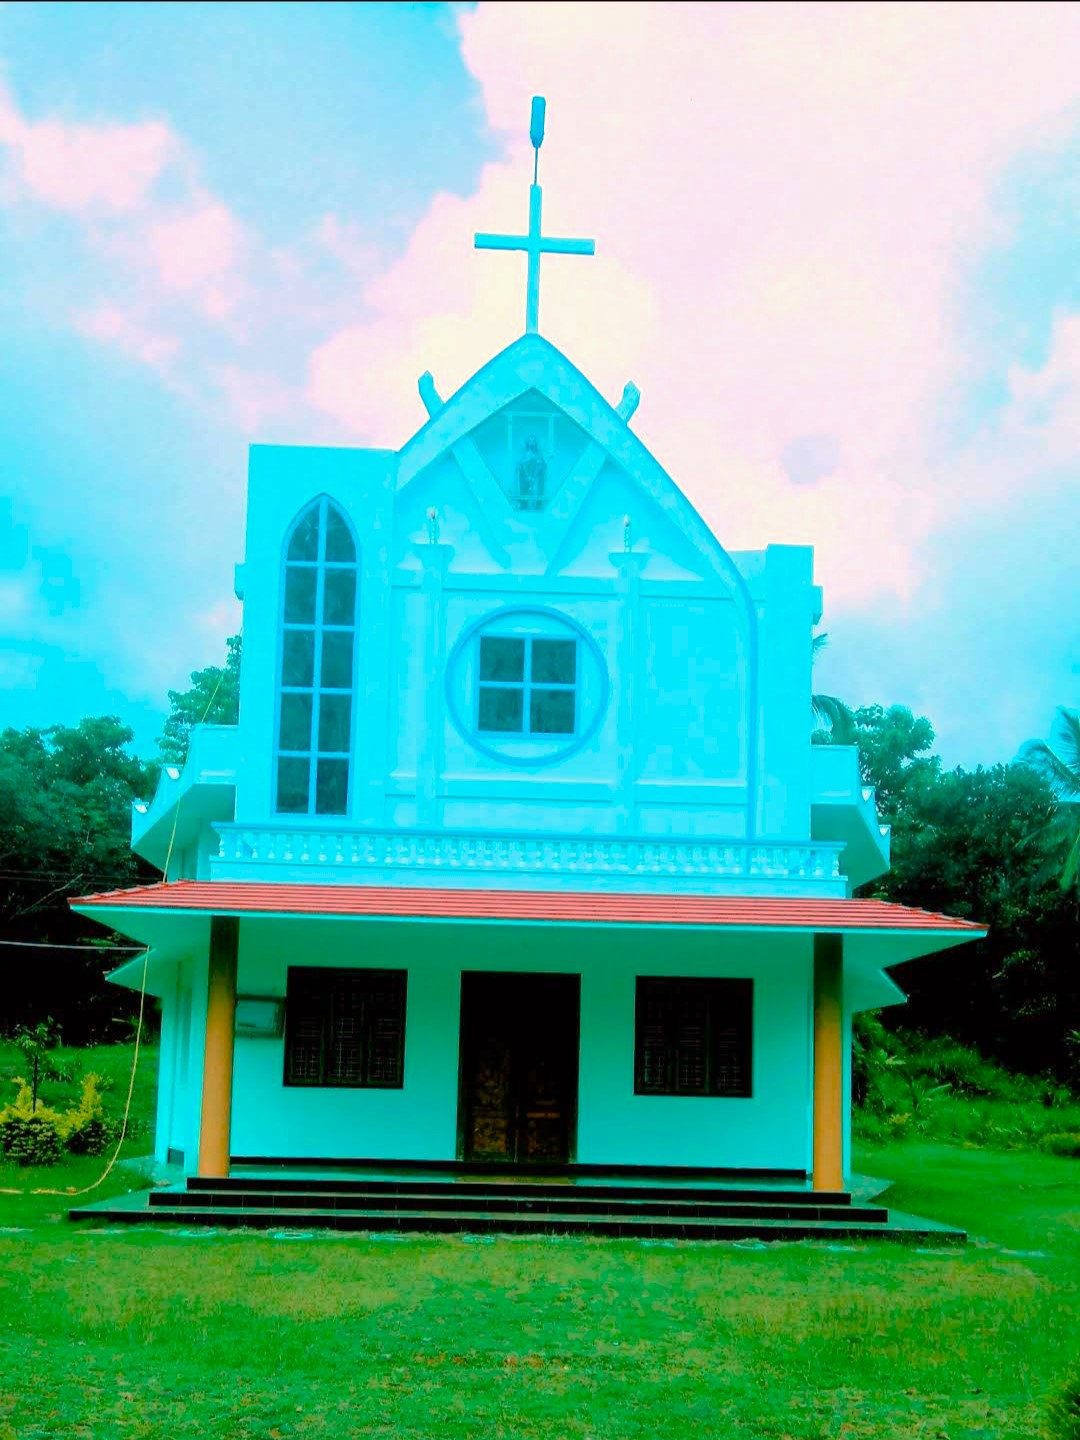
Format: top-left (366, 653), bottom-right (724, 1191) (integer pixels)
top-left (284, 968), bottom-right (406, 1089)
top-left (476, 634), bottom-right (577, 736)
top-left (634, 977), bottom-right (752, 1097)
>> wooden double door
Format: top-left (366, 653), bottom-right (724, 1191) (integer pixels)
top-left (458, 972), bottom-right (580, 1164)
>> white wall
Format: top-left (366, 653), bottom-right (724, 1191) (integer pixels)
top-left (167, 918), bottom-right (819, 1173)
top-left (228, 400), bottom-right (820, 849)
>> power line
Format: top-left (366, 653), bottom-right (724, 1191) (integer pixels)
top-left (0, 940), bottom-right (146, 952)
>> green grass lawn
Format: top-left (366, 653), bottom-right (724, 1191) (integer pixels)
top-left (0, 1045), bottom-right (1077, 1439)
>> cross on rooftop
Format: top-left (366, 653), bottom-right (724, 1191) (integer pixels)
top-left (475, 96), bottom-right (596, 335)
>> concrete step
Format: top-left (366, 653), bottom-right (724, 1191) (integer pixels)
top-left (73, 1199), bottom-right (950, 1243)
top-left (185, 1175), bottom-right (852, 1206)
top-left (151, 1187), bottom-right (884, 1224)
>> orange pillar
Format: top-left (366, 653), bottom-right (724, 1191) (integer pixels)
top-left (197, 915), bottom-right (239, 1178)
top-left (812, 932), bottom-right (844, 1192)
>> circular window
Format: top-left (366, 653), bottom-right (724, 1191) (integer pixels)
top-left (445, 606), bottom-right (609, 767)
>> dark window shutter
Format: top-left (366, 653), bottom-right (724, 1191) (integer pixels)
top-left (674, 980), bottom-right (708, 1094)
top-left (327, 973), bottom-right (365, 1083)
top-left (284, 971), bottom-right (326, 1085)
top-left (635, 978), bottom-right (673, 1093)
top-left (710, 979), bottom-right (753, 1097)
top-left (284, 968), bottom-right (407, 1089)
top-left (634, 976), bottom-right (753, 1098)
top-left (364, 972), bottom-right (407, 1087)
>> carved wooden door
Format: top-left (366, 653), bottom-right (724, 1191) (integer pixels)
top-left (459, 973), bottom-right (579, 1164)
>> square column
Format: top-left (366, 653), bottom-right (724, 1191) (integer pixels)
top-left (812, 932), bottom-right (844, 1192)
top-left (197, 915), bottom-right (239, 1177)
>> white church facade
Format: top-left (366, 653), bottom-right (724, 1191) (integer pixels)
top-left (74, 102), bottom-right (982, 1203)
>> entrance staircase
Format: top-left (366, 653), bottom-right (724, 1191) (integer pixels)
top-left (71, 1167), bottom-right (965, 1243)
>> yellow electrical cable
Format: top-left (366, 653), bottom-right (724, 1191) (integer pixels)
top-left (4, 651), bottom-right (236, 1199)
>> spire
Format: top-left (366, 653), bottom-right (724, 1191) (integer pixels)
top-left (474, 96), bottom-right (596, 334)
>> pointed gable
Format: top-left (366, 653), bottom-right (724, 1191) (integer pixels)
top-left (395, 333), bottom-right (750, 599)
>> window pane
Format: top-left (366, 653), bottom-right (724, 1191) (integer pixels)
top-left (287, 507), bottom-right (320, 562)
top-left (634, 977), bottom-right (752, 1097)
top-left (712, 980), bottom-right (753, 1098)
top-left (282, 629), bottom-right (316, 688)
top-left (315, 757), bottom-right (349, 815)
top-left (531, 638), bottom-right (576, 684)
top-left (318, 693), bottom-right (352, 753)
top-left (530, 687), bottom-right (576, 734)
top-left (636, 980), bottom-right (672, 1093)
top-left (328, 975), bottom-right (363, 1082)
top-left (323, 568), bottom-right (357, 625)
top-left (279, 692), bottom-right (313, 752)
top-left (324, 505), bottom-right (356, 562)
top-left (284, 566), bottom-right (317, 624)
top-left (675, 981), bottom-right (708, 1093)
top-left (478, 686), bottom-right (524, 732)
top-left (277, 756), bottom-right (310, 813)
top-left (479, 636), bottom-right (525, 682)
top-left (320, 630), bottom-right (354, 689)
top-left (365, 973), bottom-right (406, 1086)
top-left (284, 972), bottom-right (324, 1083)
top-left (285, 968), bottom-right (405, 1090)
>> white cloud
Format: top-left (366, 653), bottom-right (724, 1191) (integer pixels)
top-left (0, 83), bottom-right (176, 214)
top-left (305, 1), bottom-right (1080, 612)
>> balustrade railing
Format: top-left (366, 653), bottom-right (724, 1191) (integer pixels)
top-left (213, 823), bottom-right (843, 884)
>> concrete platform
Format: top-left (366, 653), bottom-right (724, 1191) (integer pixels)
top-left (71, 1164), bottom-right (964, 1244)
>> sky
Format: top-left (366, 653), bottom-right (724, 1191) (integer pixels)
top-left (1, 0), bottom-right (1078, 768)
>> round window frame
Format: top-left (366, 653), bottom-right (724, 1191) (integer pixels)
top-left (445, 605), bottom-right (610, 767)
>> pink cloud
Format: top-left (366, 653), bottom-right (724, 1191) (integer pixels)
top-left (74, 304), bottom-right (181, 373)
top-left (147, 200), bottom-right (245, 315)
top-left (1, 81), bottom-right (249, 368)
top-left (216, 363), bottom-right (300, 433)
top-left (306, 1), bottom-right (1080, 611)
top-left (0, 84), bottom-right (175, 214)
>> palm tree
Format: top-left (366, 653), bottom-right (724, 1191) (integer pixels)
top-left (1019, 706), bottom-right (1080, 892)
top-left (811, 633), bottom-right (857, 745)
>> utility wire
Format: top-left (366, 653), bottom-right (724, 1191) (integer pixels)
top-left (0, 940), bottom-right (147, 951)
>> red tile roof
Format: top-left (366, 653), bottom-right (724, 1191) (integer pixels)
top-left (70, 881), bottom-right (985, 933)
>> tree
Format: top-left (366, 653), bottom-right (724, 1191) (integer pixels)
top-left (845, 703), bottom-right (941, 823)
top-left (837, 705), bottom-right (1077, 1076)
top-left (158, 633), bottom-right (242, 765)
top-left (1019, 707), bottom-right (1080, 893)
top-left (0, 718), bottom-right (156, 1042)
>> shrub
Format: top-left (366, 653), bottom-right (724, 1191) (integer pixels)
top-left (0, 1113), bottom-right (64, 1165)
top-left (0, 1079), bottom-right (65, 1166)
top-left (61, 1073), bottom-right (115, 1156)
top-left (1039, 1132), bottom-right (1080, 1159)
top-left (1047, 1367), bottom-right (1080, 1440)
top-left (853, 1021), bottom-right (1080, 1150)
top-left (0, 1072), bottom-right (117, 1164)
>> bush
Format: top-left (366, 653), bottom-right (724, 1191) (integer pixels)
top-left (854, 1020), bottom-right (1080, 1151)
top-left (0, 1072), bottom-right (116, 1165)
top-left (1039, 1132), bottom-right (1080, 1159)
top-left (61, 1073), bottom-right (115, 1156)
top-left (0, 1079), bottom-right (65, 1165)
top-left (1047, 1367), bottom-right (1080, 1440)
top-left (0, 1113), bottom-right (64, 1165)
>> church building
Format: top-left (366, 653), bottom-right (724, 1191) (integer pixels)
top-left (73, 101), bottom-right (983, 1236)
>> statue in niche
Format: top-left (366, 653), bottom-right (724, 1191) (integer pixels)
top-left (515, 433), bottom-right (547, 511)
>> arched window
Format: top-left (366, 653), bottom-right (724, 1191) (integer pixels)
top-left (275, 498), bottom-right (358, 815)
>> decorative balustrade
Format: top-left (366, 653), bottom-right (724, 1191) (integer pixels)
top-left (213, 823), bottom-right (843, 886)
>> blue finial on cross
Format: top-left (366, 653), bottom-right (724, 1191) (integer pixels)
top-left (474, 96), bottom-right (596, 335)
